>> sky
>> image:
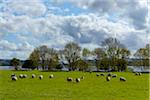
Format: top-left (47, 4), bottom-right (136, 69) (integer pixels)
top-left (0, 0), bottom-right (149, 60)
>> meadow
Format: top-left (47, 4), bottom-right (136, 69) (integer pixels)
top-left (0, 70), bottom-right (149, 100)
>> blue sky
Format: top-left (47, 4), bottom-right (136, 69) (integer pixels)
top-left (0, 0), bottom-right (149, 59)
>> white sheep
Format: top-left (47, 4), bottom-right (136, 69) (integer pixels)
top-left (112, 74), bottom-right (117, 78)
top-left (23, 74), bottom-right (27, 78)
top-left (76, 78), bottom-right (80, 83)
top-left (67, 77), bottom-right (73, 82)
top-left (19, 74), bottom-right (23, 79)
top-left (12, 76), bottom-right (18, 81)
top-left (49, 74), bottom-right (54, 78)
top-left (100, 73), bottom-right (105, 76)
top-left (135, 72), bottom-right (139, 76)
top-left (32, 74), bottom-right (36, 78)
top-left (106, 76), bottom-right (111, 81)
top-left (39, 75), bottom-right (43, 80)
top-left (120, 77), bottom-right (126, 81)
top-left (96, 73), bottom-right (100, 77)
top-left (107, 73), bottom-right (112, 77)
top-left (11, 74), bottom-right (16, 78)
top-left (139, 73), bottom-right (142, 76)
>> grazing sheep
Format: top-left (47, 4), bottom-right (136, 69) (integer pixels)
top-left (39, 75), bottom-right (43, 80)
top-left (32, 74), bottom-right (36, 78)
top-left (23, 74), bottom-right (27, 78)
top-left (100, 73), bottom-right (105, 76)
top-left (81, 76), bottom-right (84, 79)
top-left (76, 78), bottom-right (80, 83)
top-left (139, 73), bottom-right (142, 76)
top-left (19, 74), bottom-right (23, 79)
top-left (107, 73), bottom-right (112, 77)
top-left (120, 77), bottom-right (126, 81)
top-left (90, 71), bottom-right (92, 74)
top-left (12, 76), bottom-right (18, 81)
top-left (135, 72), bottom-right (139, 75)
top-left (67, 77), bottom-right (73, 82)
top-left (11, 74), bottom-right (16, 78)
top-left (96, 73), bottom-right (100, 77)
top-left (106, 76), bottom-right (111, 81)
top-left (49, 74), bottom-right (54, 78)
top-left (112, 74), bottom-right (117, 78)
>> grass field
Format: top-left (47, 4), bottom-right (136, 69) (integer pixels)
top-left (0, 70), bottom-right (149, 100)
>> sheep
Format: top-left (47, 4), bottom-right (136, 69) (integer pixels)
top-left (120, 77), bottom-right (126, 82)
top-left (139, 73), bottom-right (142, 76)
top-left (11, 74), bottom-right (16, 78)
top-left (76, 78), bottom-right (80, 83)
top-left (81, 76), bottom-right (84, 79)
top-left (12, 76), bottom-right (18, 81)
top-left (32, 74), bottom-right (36, 78)
top-left (89, 71), bottom-right (92, 74)
top-left (107, 73), bottom-right (112, 77)
top-left (23, 74), bottom-right (27, 78)
top-left (100, 73), bottom-right (105, 76)
top-left (39, 75), bottom-right (43, 80)
top-left (96, 73), bottom-right (100, 77)
top-left (106, 76), bottom-right (111, 81)
top-left (112, 74), bottom-right (117, 78)
top-left (67, 77), bottom-right (73, 82)
top-left (19, 74), bottom-right (23, 79)
top-left (135, 72), bottom-right (139, 76)
top-left (49, 74), bottom-right (54, 78)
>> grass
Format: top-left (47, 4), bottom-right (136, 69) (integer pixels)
top-left (0, 70), bottom-right (149, 100)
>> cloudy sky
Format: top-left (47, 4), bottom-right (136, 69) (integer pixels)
top-left (0, 0), bottom-right (149, 60)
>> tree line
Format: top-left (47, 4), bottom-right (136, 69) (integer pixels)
top-left (10, 37), bottom-right (150, 71)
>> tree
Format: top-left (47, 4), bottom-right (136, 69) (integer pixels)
top-left (48, 54), bottom-right (59, 70)
top-left (22, 60), bottom-right (37, 70)
top-left (101, 37), bottom-right (130, 71)
top-left (10, 58), bottom-right (21, 70)
top-left (29, 45), bottom-right (59, 70)
top-left (75, 59), bottom-right (89, 71)
top-left (82, 48), bottom-right (91, 58)
top-left (29, 49), bottom-right (40, 70)
top-left (93, 48), bottom-right (106, 60)
top-left (63, 42), bottom-right (81, 71)
top-left (134, 44), bottom-right (150, 67)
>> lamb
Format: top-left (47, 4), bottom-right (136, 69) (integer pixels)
top-left (32, 74), bottom-right (36, 78)
top-left (12, 76), bottom-right (18, 81)
top-left (120, 77), bottom-right (126, 82)
top-left (106, 76), bottom-right (111, 81)
top-left (49, 74), bottom-right (54, 78)
top-left (39, 75), bottom-right (43, 80)
top-left (76, 78), bottom-right (80, 83)
top-left (112, 74), bottom-right (117, 78)
top-left (67, 77), bottom-right (73, 82)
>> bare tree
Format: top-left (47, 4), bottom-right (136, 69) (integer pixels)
top-left (63, 42), bottom-right (81, 71)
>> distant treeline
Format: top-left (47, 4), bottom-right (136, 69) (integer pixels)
top-left (7, 37), bottom-right (150, 71)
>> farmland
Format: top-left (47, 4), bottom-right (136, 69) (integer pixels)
top-left (0, 70), bottom-right (149, 100)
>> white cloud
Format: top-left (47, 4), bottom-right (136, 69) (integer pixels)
top-left (0, 40), bottom-right (34, 51)
top-left (4, 0), bottom-right (46, 17)
top-left (0, 0), bottom-right (149, 59)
